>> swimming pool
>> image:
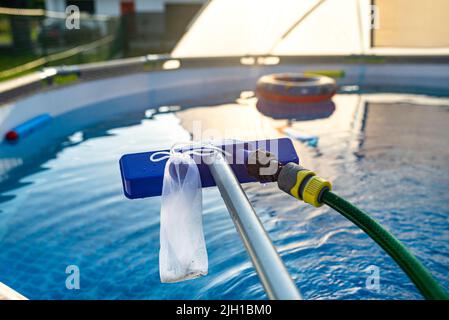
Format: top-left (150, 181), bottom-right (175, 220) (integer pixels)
top-left (1, 79), bottom-right (448, 299)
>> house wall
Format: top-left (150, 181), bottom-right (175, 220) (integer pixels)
top-left (95, 0), bottom-right (121, 16)
top-left (45, 0), bottom-right (66, 12)
top-left (135, 0), bottom-right (164, 13)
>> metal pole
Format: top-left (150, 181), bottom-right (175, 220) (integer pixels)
top-left (206, 153), bottom-right (302, 300)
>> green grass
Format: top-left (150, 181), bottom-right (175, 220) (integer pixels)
top-left (0, 43), bottom-right (118, 82)
top-left (0, 53), bottom-right (42, 71)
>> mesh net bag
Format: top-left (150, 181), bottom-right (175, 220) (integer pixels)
top-left (159, 152), bottom-right (208, 283)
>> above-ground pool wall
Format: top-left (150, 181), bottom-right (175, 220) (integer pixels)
top-left (0, 66), bottom-right (287, 140)
top-left (269, 63), bottom-right (449, 93)
top-left (352, 64), bottom-right (449, 93)
top-left (1, 62), bottom-right (449, 141)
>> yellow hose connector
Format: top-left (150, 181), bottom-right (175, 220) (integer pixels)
top-left (303, 176), bottom-right (332, 207)
top-left (289, 170), bottom-right (315, 199)
top-left (278, 163), bottom-right (332, 207)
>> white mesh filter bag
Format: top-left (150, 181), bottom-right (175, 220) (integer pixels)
top-left (159, 152), bottom-right (208, 283)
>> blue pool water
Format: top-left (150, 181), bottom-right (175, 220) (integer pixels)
top-left (0, 91), bottom-right (448, 299)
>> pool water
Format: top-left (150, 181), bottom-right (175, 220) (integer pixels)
top-left (0, 91), bottom-right (448, 299)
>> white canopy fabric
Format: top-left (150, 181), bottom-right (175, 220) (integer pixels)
top-left (172, 0), bottom-right (449, 57)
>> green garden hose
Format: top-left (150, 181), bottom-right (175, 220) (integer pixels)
top-left (321, 190), bottom-right (448, 300)
top-left (245, 152), bottom-right (449, 300)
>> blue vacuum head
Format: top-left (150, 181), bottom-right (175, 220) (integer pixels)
top-left (119, 138), bottom-right (299, 199)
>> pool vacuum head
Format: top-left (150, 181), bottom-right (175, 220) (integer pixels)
top-left (119, 138), bottom-right (299, 199)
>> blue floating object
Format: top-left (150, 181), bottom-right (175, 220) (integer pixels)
top-left (5, 113), bottom-right (52, 142)
top-left (282, 127), bottom-right (319, 148)
top-left (120, 138), bottom-right (299, 199)
top-left (306, 137), bottom-right (319, 148)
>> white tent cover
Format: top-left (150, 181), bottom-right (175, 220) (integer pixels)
top-left (172, 0), bottom-right (449, 57)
